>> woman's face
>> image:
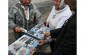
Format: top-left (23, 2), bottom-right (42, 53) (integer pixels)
top-left (53, 0), bottom-right (61, 10)
top-left (20, 0), bottom-right (31, 6)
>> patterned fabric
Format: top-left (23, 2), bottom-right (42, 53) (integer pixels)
top-left (8, 3), bottom-right (40, 31)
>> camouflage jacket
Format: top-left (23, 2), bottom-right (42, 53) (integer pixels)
top-left (8, 3), bottom-right (41, 31)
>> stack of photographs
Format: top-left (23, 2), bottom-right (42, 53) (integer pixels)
top-left (8, 35), bottom-right (39, 55)
top-left (9, 24), bottom-right (50, 55)
top-left (27, 24), bottom-right (50, 39)
top-left (16, 47), bottom-right (30, 55)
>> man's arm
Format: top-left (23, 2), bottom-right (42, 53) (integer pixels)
top-left (8, 6), bottom-right (17, 29)
top-left (8, 6), bottom-right (22, 32)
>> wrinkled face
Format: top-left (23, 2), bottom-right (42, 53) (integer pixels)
top-left (20, 0), bottom-right (31, 6)
top-left (53, 0), bottom-right (61, 10)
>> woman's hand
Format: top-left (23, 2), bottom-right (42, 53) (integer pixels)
top-left (38, 37), bottom-right (49, 45)
top-left (44, 32), bottom-right (51, 37)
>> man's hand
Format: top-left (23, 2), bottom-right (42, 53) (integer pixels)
top-left (30, 48), bottom-right (36, 55)
top-left (15, 27), bottom-right (22, 32)
top-left (44, 32), bottom-right (51, 37)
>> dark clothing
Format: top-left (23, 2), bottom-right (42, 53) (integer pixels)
top-left (34, 13), bottom-right (76, 55)
top-left (34, 52), bottom-right (52, 55)
top-left (50, 13), bottom-right (76, 55)
top-left (50, 40), bottom-right (56, 52)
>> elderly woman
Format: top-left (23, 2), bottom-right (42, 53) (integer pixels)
top-left (46, 0), bottom-right (72, 29)
top-left (30, 0), bottom-right (76, 55)
top-left (44, 0), bottom-right (73, 52)
top-left (44, 0), bottom-right (72, 52)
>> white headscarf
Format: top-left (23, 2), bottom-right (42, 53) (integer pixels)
top-left (59, 0), bottom-right (65, 8)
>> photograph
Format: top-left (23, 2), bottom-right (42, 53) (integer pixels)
top-left (8, 0), bottom-right (77, 55)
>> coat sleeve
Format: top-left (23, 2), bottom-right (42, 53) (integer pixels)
top-left (8, 6), bottom-right (17, 29)
top-left (50, 28), bottom-right (61, 38)
top-left (55, 14), bottom-right (76, 55)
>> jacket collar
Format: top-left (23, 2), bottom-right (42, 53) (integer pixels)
top-left (18, 2), bottom-right (34, 10)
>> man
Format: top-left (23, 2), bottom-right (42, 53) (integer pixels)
top-left (30, 0), bottom-right (76, 55)
top-left (8, 0), bottom-right (41, 39)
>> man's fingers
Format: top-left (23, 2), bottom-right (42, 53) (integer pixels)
top-left (15, 29), bottom-right (18, 32)
top-left (15, 27), bottom-right (22, 32)
top-left (18, 30), bottom-right (21, 32)
top-left (15, 29), bottom-right (22, 32)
